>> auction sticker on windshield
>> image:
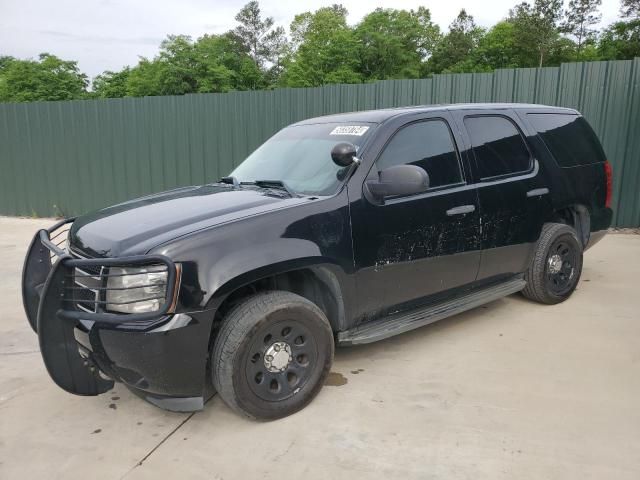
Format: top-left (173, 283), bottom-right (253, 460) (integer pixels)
top-left (330, 125), bottom-right (370, 136)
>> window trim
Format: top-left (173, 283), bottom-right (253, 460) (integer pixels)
top-left (382, 159), bottom-right (540, 206)
top-left (372, 117), bottom-right (466, 196)
top-left (463, 113), bottom-right (535, 182)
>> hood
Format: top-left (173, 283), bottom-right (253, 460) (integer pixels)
top-left (69, 184), bottom-right (306, 257)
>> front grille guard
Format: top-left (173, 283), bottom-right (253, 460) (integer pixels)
top-left (22, 218), bottom-right (181, 330)
top-left (22, 218), bottom-right (181, 396)
top-left (22, 217), bottom-right (75, 332)
top-left (61, 256), bottom-right (179, 324)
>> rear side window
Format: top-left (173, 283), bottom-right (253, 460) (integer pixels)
top-left (527, 114), bottom-right (606, 167)
top-left (377, 119), bottom-right (463, 189)
top-left (464, 116), bottom-right (532, 179)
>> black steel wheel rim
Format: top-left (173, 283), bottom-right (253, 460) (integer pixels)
top-left (244, 319), bottom-right (318, 402)
top-left (545, 239), bottom-right (577, 296)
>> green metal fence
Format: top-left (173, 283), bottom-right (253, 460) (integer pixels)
top-left (1, 58), bottom-right (639, 226)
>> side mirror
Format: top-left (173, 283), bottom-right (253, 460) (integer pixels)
top-left (366, 165), bottom-right (429, 200)
top-left (331, 142), bottom-right (358, 167)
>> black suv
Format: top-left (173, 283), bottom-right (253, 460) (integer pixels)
top-left (22, 103), bottom-right (613, 419)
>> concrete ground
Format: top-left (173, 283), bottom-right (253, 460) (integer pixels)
top-left (1, 217), bottom-right (639, 480)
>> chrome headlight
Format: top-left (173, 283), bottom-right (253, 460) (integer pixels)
top-left (105, 265), bottom-right (169, 314)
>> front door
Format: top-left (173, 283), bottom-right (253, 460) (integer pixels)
top-left (350, 113), bottom-right (482, 321)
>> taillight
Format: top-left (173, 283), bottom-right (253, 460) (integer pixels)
top-left (604, 160), bottom-right (613, 209)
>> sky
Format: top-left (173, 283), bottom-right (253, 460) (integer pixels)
top-left (0, 0), bottom-right (625, 80)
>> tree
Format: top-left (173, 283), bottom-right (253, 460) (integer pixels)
top-left (282, 6), bottom-right (361, 87)
top-left (472, 21), bottom-right (520, 70)
top-left (562, 0), bottom-right (602, 57)
top-left (114, 35), bottom-right (200, 97)
top-left (509, 0), bottom-right (565, 67)
top-left (0, 55), bottom-right (14, 72)
top-left (4, 1), bottom-right (635, 103)
top-left (156, 35), bottom-right (200, 95)
top-left (114, 32), bottom-right (263, 97)
top-left (262, 30), bottom-right (291, 86)
top-left (427, 10), bottom-right (485, 73)
top-left (125, 58), bottom-right (164, 97)
top-left (194, 32), bottom-right (262, 91)
top-left (354, 7), bottom-right (440, 80)
top-left (620, 0), bottom-right (640, 18)
top-left (0, 53), bottom-right (88, 102)
top-left (546, 36), bottom-right (580, 63)
top-left (92, 68), bottom-right (131, 98)
top-left (598, 19), bottom-right (640, 59)
top-left (234, 0), bottom-right (289, 84)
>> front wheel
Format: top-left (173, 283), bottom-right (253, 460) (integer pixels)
top-left (211, 291), bottom-right (334, 420)
top-left (522, 223), bottom-right (583, 304)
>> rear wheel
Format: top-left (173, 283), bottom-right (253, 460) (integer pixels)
top-left (522, 223), bottom-right (583, 304)
top-left (211, 291), bottom-right (334, 420)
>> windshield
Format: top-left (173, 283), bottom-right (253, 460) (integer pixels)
top-left (230, 122), bottom-right (376, 196)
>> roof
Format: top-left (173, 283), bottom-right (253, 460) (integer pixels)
top-left (294, 103), bottom-right (578, 125)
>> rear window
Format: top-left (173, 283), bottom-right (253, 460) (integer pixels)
top-left (527, 114), bottom-right (606, 167)
top-left (464, 115), bottom-right (532, 179)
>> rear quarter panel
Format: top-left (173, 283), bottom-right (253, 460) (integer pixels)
top-left (516, 109), bottom-right (613, 234)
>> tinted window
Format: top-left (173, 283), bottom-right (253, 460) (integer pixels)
top-left (377, 120), bottom-right (463, 189)
top-left (464, 116), bottom-right (532, 179)
top-left (528, 114), bottom-right (606, 167)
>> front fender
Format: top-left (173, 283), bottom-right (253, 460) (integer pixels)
top-left (152, 193), bottom-right (356, 326)
top-left (204, 253), bottom-right (351, 331)
top-left (205, 238), bottom-right (321, 295)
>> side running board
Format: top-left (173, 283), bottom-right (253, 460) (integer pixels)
top-left (338, 276), bottom-right (526, 346)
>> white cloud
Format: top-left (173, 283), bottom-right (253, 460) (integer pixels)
top-left (0, 0), bottom-right (625, 79)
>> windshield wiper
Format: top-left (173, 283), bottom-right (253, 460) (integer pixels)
top-left (241, 179), bottom-right (297, 197)
top-left (219, 176), bottom-right (240, 187)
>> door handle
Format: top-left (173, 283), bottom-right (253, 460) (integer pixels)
top-left (526, 187), bottom-right (550, 197)
top-left (446, 205), bottom-right (476, 216)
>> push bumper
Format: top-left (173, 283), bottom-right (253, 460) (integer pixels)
top-left (22, 219), bottom-right (212, 411)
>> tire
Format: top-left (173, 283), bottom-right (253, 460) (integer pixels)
top-left (522, 223), bottom-right (583, 305)
top-left (211, 291), bottom-right (334, 420)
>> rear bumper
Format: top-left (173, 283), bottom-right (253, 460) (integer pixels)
top-left (586, 206), bottom-right (613, 251)
top-left (22, 219), bottom-right (212, 411)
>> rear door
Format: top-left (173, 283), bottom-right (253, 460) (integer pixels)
top-left (450, 109), bottom-right (553, 282)
top-left (349, 112), bottom-right (481, 320)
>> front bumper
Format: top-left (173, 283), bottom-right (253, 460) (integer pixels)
top-left (22, 219), bottom-right (212, 411)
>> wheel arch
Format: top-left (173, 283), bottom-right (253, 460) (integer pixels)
top-left (548, 204), bottom-right (590, 247)
top-left (205, 259), bottom-right (349, 342)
